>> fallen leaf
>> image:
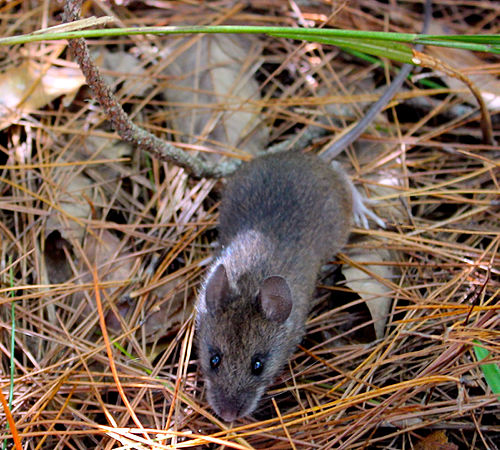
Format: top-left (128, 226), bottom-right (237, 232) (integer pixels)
top-left (0, 60), bottom-right (85, 129)
top-left (44, 170), bottom-right (95, 243)
top-left (428, 23), bottom-right (500, 110)
top-left (162, 34), bottom-right (268, 158)
top-left (142, 275), bottom-right (193, 343)
top-left (414, 431), bottom-right (458, 450)
top-left (74, 230), bottom-right (135, 331)
top-left (92, 49), bottom-right (149, 97)
top-left (342, 248), bottom-right (393, 340)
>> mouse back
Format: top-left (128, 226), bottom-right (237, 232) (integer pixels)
top-left (218, 151), bottom-right (352, 261)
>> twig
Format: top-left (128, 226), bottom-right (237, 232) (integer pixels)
top-left (411, 50), bottom-right (494, 145)
top-left (63, 0), bottom-right (239, 179)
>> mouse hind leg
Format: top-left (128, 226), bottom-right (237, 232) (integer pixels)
top-left (330, 161), bottom-right (386, 229)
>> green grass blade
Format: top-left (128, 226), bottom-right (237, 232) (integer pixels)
top-left (474, 341), bottom-right (500, 401)
top-left (339, 48), bottom-right (445, 89)
top-left (414, 39), bottom-right (500, 53)
top-left (418, 34), bottom-right (500, 44)
top-left (0, 25), bottom-right (499, 55)
top-left (270, 33), bottom-right (414, 63)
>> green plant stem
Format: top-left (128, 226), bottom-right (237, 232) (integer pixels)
top-left (0, 26), bottom-right (498, 54)
top-left (345, 48), bottom-right (443, 89)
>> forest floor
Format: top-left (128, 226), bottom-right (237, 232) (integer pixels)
top-left (0, 1), bottom-right (498, 448)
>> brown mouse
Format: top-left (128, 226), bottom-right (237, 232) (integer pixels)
top-left (195, 151), bottom-right (357, 421)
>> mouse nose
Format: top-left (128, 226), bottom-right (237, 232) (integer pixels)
top-left (218, 407), bottom-right (241, 422)
top-left (212, 392), bottom-right (245, 422)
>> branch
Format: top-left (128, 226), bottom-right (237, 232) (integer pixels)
top-left (63, 0), bottom-right (239, 179)
top-left (411, 50), bottom-right (494, 145)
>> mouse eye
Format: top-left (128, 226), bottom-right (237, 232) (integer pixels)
top-left (210, 353), bottom-right (221, 370)
top-left (251, 356), bottom-right (264, 376)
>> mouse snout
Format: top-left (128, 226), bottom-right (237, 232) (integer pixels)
top-left (214, 393), bottom-right (245, 422)
top-left (217, 405), bottom-right (242, 422)
top-left (208, 389), bottom-right (251, 422)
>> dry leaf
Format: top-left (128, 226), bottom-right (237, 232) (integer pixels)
top-left (162, 34), bottom-right (268, 158)
top-left (414, 431), bottom-right (458, 450)
top-left (42, 136), bottom-right (135, 331)
top-left (77, 230), bottom-right (135, 331)
top-left (44, 131), bottom-right (133, 243)
top-left (314, 80), bottom-right (397, 341)
top-left (342, 248), bottom-right (393, 340)
top-left (428, 23), bottom-right (500, 110)
top-left (84, 230), bottom-right (133, 289)
top-left (79, 134), bottom-right (133, 181)
top-left (44, 171), bottom-right (95, 243)
top-left (339, 151), bottom-right (406, 340)
top-left (143, 276), bottom-right (193, 342)
top-left (92, 49), bottom-right (149, 97)
top-left (0, 60), bottom-right (85, 129)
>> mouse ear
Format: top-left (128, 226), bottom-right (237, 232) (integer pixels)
top-left (204, 264), bottom-right (231, 315)
top-left (259, 276), bottom-right (292, 323)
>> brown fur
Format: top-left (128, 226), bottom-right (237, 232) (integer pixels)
top-left (196, 152), bottom-right (353, 421)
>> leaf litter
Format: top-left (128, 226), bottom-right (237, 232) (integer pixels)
top-left (0, 1), bottom-right (498, 449)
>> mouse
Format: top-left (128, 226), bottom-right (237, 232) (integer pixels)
top-left (196, 151), bottom-right (359, 422)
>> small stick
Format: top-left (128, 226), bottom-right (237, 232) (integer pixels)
top-left (63, 0), bottom-right (239, 179)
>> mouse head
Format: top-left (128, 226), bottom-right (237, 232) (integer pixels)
top-left (196, 264), bottom-right (293, 421)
